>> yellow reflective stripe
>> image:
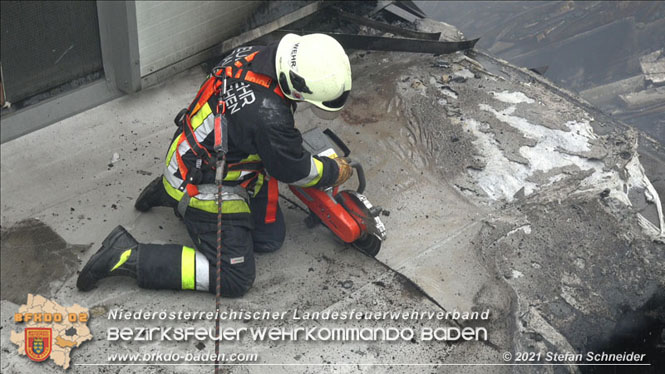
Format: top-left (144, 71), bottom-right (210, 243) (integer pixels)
top-left (302, 158), bottom-right (324, 187)
top-left (163, 176), bottom-right (183, 202)
top-left (253, 173), bottom-right (265, 197)
top-left (191, 103), bottom-right (212, 130)
top-left (242, 154), bottom-right (261, 162)
top-left (223, 154), bottom-right (262, 182)
top-left (165, 135), bottom-right (180, 167)
top-left (162, 177), bottom-right (251, 214)
top-left (164, 103), bottom-right (213, 167)
top-left (181, 246), bottom-right (196, 290)
top-left (110, 249), bottom-right (132, 272)
top-left (224, 171), bottom-right (242, 181)
top-left (189, 198), bottom-right (250, 214)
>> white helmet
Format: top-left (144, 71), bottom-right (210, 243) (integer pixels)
top-left (275, 33), bottom-right (352, 112)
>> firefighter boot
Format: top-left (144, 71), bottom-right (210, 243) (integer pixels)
top-left (135, 176), bottom-right (171, 212)
top-left (77, 225), bottom-right (139, 291)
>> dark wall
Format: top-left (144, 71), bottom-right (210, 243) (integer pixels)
top-left (1, 1), bottom-right (103, 103)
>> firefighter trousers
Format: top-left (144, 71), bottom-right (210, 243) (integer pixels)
top-left (136, 181), bottom-right (285, 297)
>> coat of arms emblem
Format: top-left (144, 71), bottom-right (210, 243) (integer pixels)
top-left (25, 328), bottom-right (52, 362)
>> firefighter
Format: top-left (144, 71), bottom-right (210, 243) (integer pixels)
top-left (77, 34), bottom-right (353, 297)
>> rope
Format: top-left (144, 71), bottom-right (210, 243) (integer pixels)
top-left (214, 159), bottom-right (225, 374)
top-left (213, 77), bottom-right (228, 374)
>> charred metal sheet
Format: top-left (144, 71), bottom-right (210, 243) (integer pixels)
top-left (395, 0), bottom-right (427, 18)
top-left (332, 8), bottom-right (440, 40)
top-left (275, 31), bottom-right (479, 54)
top-left (324, 34), bottom-right (478, 54)
top-left (393, 0), bottom-right (427, 19)
top-left (382, 4), bottom-right (419, 23)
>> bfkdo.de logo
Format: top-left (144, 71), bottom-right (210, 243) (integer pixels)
top-left (10, 294), bottom-right (93, 370)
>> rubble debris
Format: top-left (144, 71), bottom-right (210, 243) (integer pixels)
top-left (619, 87), bottom-right (665, 109)
top-left (640, 49), bottom-right (665, 86)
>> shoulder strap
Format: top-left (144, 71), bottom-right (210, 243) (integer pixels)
top-left (215, 51), bottom-right (286, 101)
top-left (172, 50), bottom-right (289, 181)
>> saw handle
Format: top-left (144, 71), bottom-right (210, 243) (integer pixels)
top-left (349, 161), bottom-right (366, 194)
top-left (323, 128), bottom-right (351, 157)
top-left (321, 128), bottom-right (364, 193)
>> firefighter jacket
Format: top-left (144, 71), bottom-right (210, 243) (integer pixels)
top-left (162, 43), bottom-right (340, 215)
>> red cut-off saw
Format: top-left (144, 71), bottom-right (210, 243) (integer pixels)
top-left (289, 128), bottom-right (387, 256)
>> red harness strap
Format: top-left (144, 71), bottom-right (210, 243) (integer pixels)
top-left (175, 50), bottom-right (287, 217)
top-left (265, 176), bottom-right (279, 224)
top-left (174, 135), bottom-right (200, 197)
top-left (182, 77), bottom-right (222, 161)
top-left (214, 92), bottom-right (225, 153)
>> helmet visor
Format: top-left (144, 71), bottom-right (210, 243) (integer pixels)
top-left (311, 105), bottom-right (340, 120)
top-left (322, 90), bottom-right (350, 110)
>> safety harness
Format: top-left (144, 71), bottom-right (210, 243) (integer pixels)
top-left (172, 51), bottom-right (285, 222)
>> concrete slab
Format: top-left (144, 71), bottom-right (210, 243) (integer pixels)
top-left (1, 51), bottom-right (483, 373)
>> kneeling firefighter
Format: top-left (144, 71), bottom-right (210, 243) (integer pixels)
top-left (77, 33), bottom-right (354, 297)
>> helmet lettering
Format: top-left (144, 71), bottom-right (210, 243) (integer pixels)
top-left (290, 43), bottom-right (299, 69)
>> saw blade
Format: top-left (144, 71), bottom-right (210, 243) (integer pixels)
top-left (352, 233), bottom-right (382, 257)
